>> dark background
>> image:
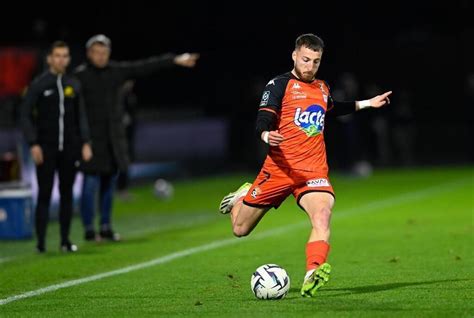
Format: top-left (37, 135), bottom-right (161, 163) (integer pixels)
top-left (0, 1), bottom-right (472, 178)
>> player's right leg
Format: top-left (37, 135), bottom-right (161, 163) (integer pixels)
top-left (230, 200), bottom-right (270, 237)
top-left (219, 182), bottom-right (252, 215)
top-left (219, 182), bottom-right (270, 237)
top-left (219, 167), bottom-right (290, 237)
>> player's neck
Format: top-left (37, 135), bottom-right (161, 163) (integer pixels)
top-left (291, 69), bottom-right (315, 83)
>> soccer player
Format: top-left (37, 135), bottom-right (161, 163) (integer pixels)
top-left (219, 34), bottom-right (391, 297)
top-left (20, 41), bottom-right (92, 253)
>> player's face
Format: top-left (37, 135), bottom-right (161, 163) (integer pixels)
top-left (47, 47), bottom-right (70, 74)
top-left (87, 43), bottom-right (111, 68)
top-left (292, 46), bottom-right (322, 82)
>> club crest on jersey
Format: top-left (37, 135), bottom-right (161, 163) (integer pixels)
top-left (251, 187), bottom-right (261, 199)
top-left (64, 86), bottom-right (75, 97)
top-left (294, 104), bottom-right (325, 137)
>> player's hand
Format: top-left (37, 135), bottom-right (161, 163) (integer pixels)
top-left (82, 143), bottom-right (93, 162)
top-left (369, 91), bottom-right (392, 108)
top-left (30, 145), bottom-right (43, 165)
top-left (174, 53), bottom-right (200, 68)
top-left (262, 130), bottom-right (284, 146)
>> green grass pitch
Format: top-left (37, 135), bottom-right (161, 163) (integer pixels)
top-left (0, 166), bottom-right (472, 317)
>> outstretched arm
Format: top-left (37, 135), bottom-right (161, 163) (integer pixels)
top-left (116, 53), bottom-right (200, 79)
top-left (328, 91), bottom-right (392, 117)
top-left (356, 91), bottom-right (392, 110)
top-left (173, 53), bottom-right (199, 68)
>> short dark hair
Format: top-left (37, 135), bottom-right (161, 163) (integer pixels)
top-left (295, 34), bottom-right (324, 52)
top-left (48, 41), bottom-right (69, 55)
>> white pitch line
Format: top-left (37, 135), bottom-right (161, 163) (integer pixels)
top-left (0, 177), bottom-right (469, 306)
top-left (0, 212), bottom-right (218, 265)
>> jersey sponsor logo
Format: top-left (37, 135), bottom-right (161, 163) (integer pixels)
top-left (291, 82), bottom-right (306, 99)
top-left (291, 90), bottom-right (307, 100)
top-left (43, 89), bottom-right (54, 97)
top-left (306, 178), bottom-right (330, 187)
top-left (260, 91), bottom-right (270, 106)
top-left (293, 104), bottom-right (325, 137)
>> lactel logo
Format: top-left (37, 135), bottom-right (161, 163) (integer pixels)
top-left (294, 105), bottom-right (325, 137)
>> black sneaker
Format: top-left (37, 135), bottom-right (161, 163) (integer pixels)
top-left (61, 242), bottom-right (78, 253)
top-left (84, 229), bottom-right (98, 241)
top-left (36, 245), bottom-right (46, 254)
top-left (99, 229), bottom-right (121, 241)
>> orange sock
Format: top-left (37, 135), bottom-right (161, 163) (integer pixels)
top-left (305, 240), bottom-right (330, 271)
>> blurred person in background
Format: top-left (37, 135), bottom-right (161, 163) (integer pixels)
top-left (20, 41), bottom-right (92, 253)
top-left (116, 80), bottom-right (137, 201)
top-left (75, 34), bottom-right (199, 242)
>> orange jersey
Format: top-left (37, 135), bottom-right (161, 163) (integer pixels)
top-left (259, 72), bottom-right (332, 174)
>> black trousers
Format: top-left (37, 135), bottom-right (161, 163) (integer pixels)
top-left (35, 146), bottom-right (78, 247)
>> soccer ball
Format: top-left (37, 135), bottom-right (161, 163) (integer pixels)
top-left (250, 264), bottom-right (290, 300)
top-left (153, 178), bottom-right (174, 200)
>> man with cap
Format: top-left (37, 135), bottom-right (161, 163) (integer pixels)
top-left (75, 34), bottom-right (199, 241)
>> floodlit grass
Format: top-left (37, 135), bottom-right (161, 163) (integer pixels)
top-left (0, 166), bottom-right (472, 317)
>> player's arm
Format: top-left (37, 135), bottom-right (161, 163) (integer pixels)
top-left (256, 77), bottom-right (287, 146)
top-left (256, 109), bottom-right (284, 146)
top-left (116, 53), bottom-right (199, 79)
top-left (326, 80), bottom-right (392, 117)
top-left (356, 91), bottom-right (392, 110)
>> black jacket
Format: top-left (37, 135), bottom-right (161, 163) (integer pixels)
top-left (20, 71), bottom-right (90, 152)
top-left (74, 54), bottom-right (176, 174)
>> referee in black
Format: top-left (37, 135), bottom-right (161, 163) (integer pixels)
top-left (20, 41), bottom-right (92, 253)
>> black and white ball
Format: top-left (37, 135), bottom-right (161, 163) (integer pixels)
top-left (250, 264), bottom-right (290, 299)
top-left (153, 178), bottom-right (174, 200)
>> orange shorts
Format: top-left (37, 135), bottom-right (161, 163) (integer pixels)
top-left (243, 164), bottom-right (335, 211)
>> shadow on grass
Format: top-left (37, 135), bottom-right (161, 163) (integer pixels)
top-left (286, 278), bottom-right (472, 297)
top-left (290, 278), bottom-right (474, 297)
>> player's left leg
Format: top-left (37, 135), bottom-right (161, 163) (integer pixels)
top-left (220, 166), bottom-right (291, 237)
top-left (298, 191), bottom-right (335, 297)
